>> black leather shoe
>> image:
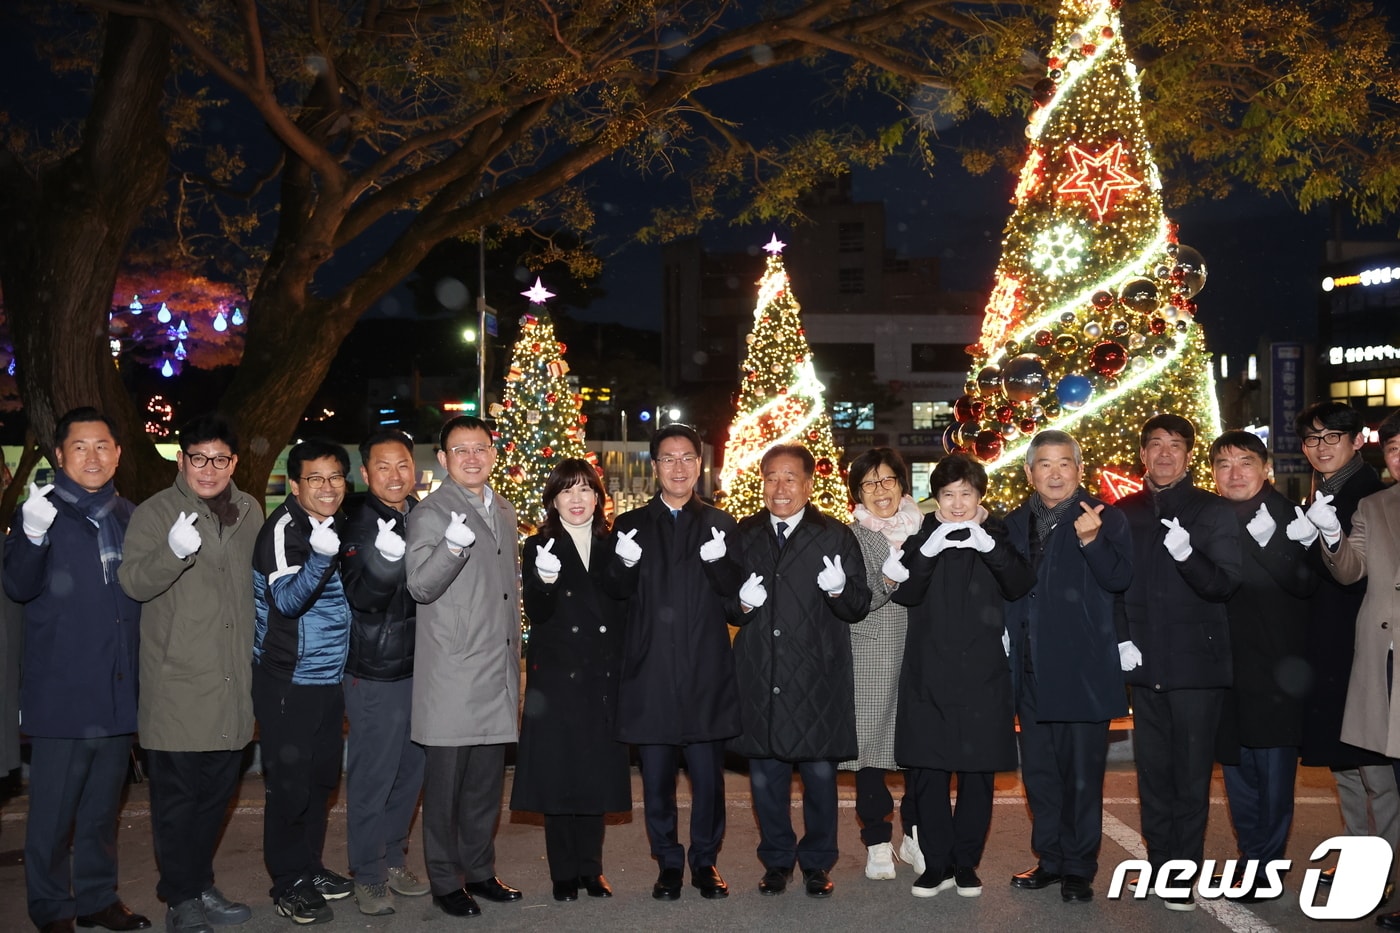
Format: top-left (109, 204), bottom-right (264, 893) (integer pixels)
top-left (552, 879), bottom-right (579, 902)
top-left (653, 867), bottom-right (683, 900)
top-left (1011, 866), bottom-right (1063, 890)
top-left (76, 903), bottom-right (151, 931)
top-left (759, 867), bottom-right (793, 896)
top-left (1378, 909), bottom-right (1400, 930)
top-left (692, 865), bottom-right (729, 899)
top-left (433, 889), bottom-right (481, 917)
top-left (40, 922), bottom-right (76, 933)
top-left (579, 875), bottom-right (612, 898)
top-left (464, 877), bottom-right (522, 903)
top-left (1062, 875), bottom-right (1094, 902)
top-left (803, 868), bottom-right (834, 898)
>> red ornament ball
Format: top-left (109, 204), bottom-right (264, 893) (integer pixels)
top-left (952, 393), bottom-right (987, 423)
top-left (1101, 26), bottom-right (1114, 38)
top-left (1019, 417), bottom-right (1039, 433)
top-left (1089, 340), bottom-right (1128, 376)
top-left (545, 392), bottom-right (557, 403)
top-left (1034, 330), bottom-right (1053, 347)
top-left (815, 458), bottom-right (834, 477)
top-left (1149, 318), bottom-right (1167, 335)
top-left (973, 430), bottom-right (1003, 463)
top-left (1081, 43), bottom-right (1097, 55)
top-left (541, 446), bottom-right (553, 458)
top-left (503, 399), bottom-right (514, 409)
top-left (558, 342), bottom-right (567, 353)
top-left (531, 343), bottom-right (541, 352)
top-left (808, 430), bottom-right (820, 441)
top-left (579, 414), bottom-right (588, 424)
top-left (994, 404), bottom-right (1016, 424)
top-left (504, 441), bottom-right (515, 452)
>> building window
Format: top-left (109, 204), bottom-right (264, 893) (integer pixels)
top-left (838, 222), bottom-right (865, 253)
top-left (912, 400), bottom-right (953, 431)
top-left (910, 343), bottom-right (972, 373)
top-left (809, 342), bottom-right (876, 376)
top-left (838, 268), bottom-right (865, 294)
top-left (832, 401), bottom-right (875, 430)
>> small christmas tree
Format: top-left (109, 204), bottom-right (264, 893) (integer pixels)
top-left (960, 0), bottom-right (1221, 507)
top-left (488, 278), bottom-right (588, 526)
top-left (719, 236), bottom-right (846, 518)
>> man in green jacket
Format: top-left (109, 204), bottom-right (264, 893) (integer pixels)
top-left (118, 414), bottom-right (264, 933)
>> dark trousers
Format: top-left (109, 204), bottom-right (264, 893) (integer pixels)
top-left (1223, 745), bottom-right (1298, 864)
top-left (1132, 686), bottom-right (1225, 873)
top-left (421, 743), bottom-right (505, 895)
top-left (637, 741), bottom-right (726, 871)
top-left (147, 748), bottom-right (245, 905)
top-left (1017, 672), bottom-right (1111, 878)
top-left (343, 675), bottom-right (425, 884)
top-left (251, 665), bottom-right (345, 899)
top-left (25, 734), bottom-right (133, 926)
top-left (908, 768), bottom-right (994, 874)
top-left (543, 814), bottom-right (605, 881)
top-left (853, 767), bottom-right (913, 846)
top-left (748, 757), bottom-right (838, 872)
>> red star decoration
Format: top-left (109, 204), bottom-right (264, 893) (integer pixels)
top-left (1057, 142), bottom-right (1142, 220)
top-left (1097, 467), bottom-right (1144, 504)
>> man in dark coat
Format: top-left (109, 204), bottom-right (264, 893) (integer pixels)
top-left (1003, 430), bottom-right (1133, 904)
top-left (1209, 430), bottom-right (1316, 893)
top-left (1292, 402), bottom-right (1395, 878)
top-left (728, 444), bottom-right (870, 899)
top-left (602, 423), bottom-right (744, 901)
top-left (339, 428), bottom-right (429, 915)
top-left (4, 408), bottom-right (149, 933)
top-left (1118, 414), bottom-right (1242, 912)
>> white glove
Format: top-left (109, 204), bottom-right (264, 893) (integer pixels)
top-left (962, 522), bottom-right (996, 553)
top-left (1118, 640), bottom-right (1143, 671)
top-left (1160, 517), bottom-right (1192, 562)
top-left (20, 482), bottom-right (56, 540)
top-left (699, 527), bottom-right (727, 562)
top-left (1306, 491), bottom-right (1342, 545)
top-left (1285, 505), bottom-right (1319, 547)
top-left (817, 555), bottom-right (846, 594)
top-left (1246, 503), bottom-right (1276, 548)
top-left (739, 572), bottom-right (767, 609)
top-left (374, 517), bottom-right (405, 562)
top-left (444, 511), bottom-right (476, 549)
top-left (1001, 628), bottom-right (1011, 657)
top-left (167, 511), bottom-right (202, 560)
top-left (309, 516), bottom-right (340, 557)
top-left (881, 547), bottom-right (910, 584)
top-left (534, 538), bottom-right (561, 581)
top-left (919, 522), bottom-right (961, 558)
top-left (614, 528), bottom-right (642, 567)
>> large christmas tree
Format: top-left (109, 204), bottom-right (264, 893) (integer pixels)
top-left (487, 278), bottom-right (588, 527)
top-left (719, 235), bottom-right (846, 518)
top-left (959, 0), bottom-right (1221, 507)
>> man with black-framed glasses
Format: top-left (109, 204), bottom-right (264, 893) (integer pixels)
top-left (251, 438), bottom-right (355, 925)
top-left (119, 413), bottom-right (264, 933)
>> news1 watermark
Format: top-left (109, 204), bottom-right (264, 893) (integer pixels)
top-left (1107, 835), bottom-right (1394, 919)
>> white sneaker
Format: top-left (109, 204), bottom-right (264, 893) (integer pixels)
top-left (899, 827), bottom-right (926, 876)
top-left (865, 842), bottom-right (897, 880)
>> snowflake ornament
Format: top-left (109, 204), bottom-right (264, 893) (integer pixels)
top-left (1030, 223), bottom-right (1088, 279)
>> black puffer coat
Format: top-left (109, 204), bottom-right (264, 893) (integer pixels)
top-left (341, 494), bottom-right (417, 682)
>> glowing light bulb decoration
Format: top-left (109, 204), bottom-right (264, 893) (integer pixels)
top-left (719, 236), bottom-right (846, 518)
top-left (961, 0), bottom-right (1220, 507)
top-left (487, 279), bottom-right (589, 526)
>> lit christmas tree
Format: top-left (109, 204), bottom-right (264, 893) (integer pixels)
top-left (487, 278), bottom-right (588, 526)
top-left (719, 235), bottom-right (846, 518)
top-left (959, 0), bottom-right (1221, 508)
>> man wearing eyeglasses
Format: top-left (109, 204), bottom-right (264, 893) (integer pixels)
top-left (1292, 402), bottom-right (1394, 894)
top-left (251, 439), bottom-right (355, 924)
top-left (602, 423), bottom-right (743, 901)
top-left (119, 413), bottom-right (264, 933)
top-left (406, 416), bottom-right (524, 918)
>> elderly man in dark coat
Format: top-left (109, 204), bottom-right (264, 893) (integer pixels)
top-left (1209, 431), bottom-right (1316, 897)
top-left (1004, 430), bottom-right (1133, 905)
top-left (728, 443), bottom-right (870, 899)
top-left (602, 423), bottom-right (744, 901)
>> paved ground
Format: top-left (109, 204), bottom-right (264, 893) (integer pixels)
top-left (0, 741), bottom-right (1386, 933)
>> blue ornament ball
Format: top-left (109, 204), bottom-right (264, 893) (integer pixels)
top-left (1055, 374), bottom-right (1094, 410)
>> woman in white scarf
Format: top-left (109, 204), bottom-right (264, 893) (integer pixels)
top-left (839, 447), bottom-right (925, 880)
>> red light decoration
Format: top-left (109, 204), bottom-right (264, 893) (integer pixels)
top-left (1057, 142), bottom-right (1142, 220)
top-left (1098, 467), bottom-right (1143, 503)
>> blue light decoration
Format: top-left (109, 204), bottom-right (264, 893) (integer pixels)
top-left (128, 296), bottom-right (143, 314)
top-left (174, 341), bottom-right (187, 361)
top-left (160, 359), bottom-right (175, 378)
top-left (176, 319), bottom-right (190, 339)
top-left (231, 307), bottom-right (244, 326)
top-left (157, 302), bottom-right (172, 324)
top-left (638, 410), bottom-right (651, 423)
top-left (6, 359), bottom-right (15, 377)
top-left (213, 310), bottom-right (228, 332)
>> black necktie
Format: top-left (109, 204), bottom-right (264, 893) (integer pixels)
top-left (776, 521), bottom-right (788, 549)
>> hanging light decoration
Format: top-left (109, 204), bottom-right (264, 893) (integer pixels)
top-left (230, 307), bottom-right (245, 326)
top-left (213, 310), bottom-right (228, 332)
top-left (156, 302), bottom-right (172, 324)
top-left (128, 296), bottom-right (143, 314)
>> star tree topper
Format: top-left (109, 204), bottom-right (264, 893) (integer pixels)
top-left (763, 234), bottom-right (786, 254)
top-left (521, 277), bottom-right (555, 304)
top-left (1057, 142), bottom-right (1142, 220)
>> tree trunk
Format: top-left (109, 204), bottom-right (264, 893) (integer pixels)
top-left (0, 11), bottom-right (174, 503)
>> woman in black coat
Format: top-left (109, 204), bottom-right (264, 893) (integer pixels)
top-left (893, 454), bottom-right (1034, 899)
top-left (510, 459), bottom-right (631, 902)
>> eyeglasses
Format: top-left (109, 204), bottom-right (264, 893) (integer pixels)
top-left (655, 455), bottom-right (699, 466)
top-left (186, 453), bottom-right (233, 470)
top-left (299, 474), bottom-right (347, 489)
top-left (449, 444), bottom-right (494, 457)
top-left (860, 476), bottom-right (900, 492)
top-left (1302, 432), bottom-right (1347, 448)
